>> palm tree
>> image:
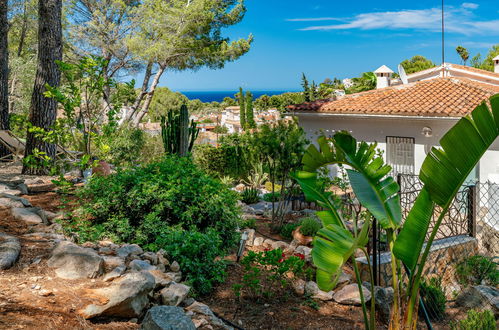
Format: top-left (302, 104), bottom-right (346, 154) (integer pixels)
top-left (456, 46), bottom-right (470, 66)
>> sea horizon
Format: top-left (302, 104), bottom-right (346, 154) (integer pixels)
top-left (179, 90), bottom-right (300, 103)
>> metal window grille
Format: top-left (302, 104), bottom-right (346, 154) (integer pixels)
top-left (386, 136), bottom-right (415, 176)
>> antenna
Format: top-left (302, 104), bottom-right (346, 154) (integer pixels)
top-left (441, 0), bottom-right (445, 66)
top-left (398, 64), bottom-right (408, 84)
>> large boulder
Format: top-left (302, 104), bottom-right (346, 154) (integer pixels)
top-left (80, 271), bottom-right (155, 319)
top-left (141, 306), bottom-right (196, 330)
top-left (0, 232), bottom-right (21, 270)
top-left (117, 244), bottom-right (143, 258)
top-left (333, 283), bottom-right (371, 305)
top-left (47, 241), bottom-right (104, 279)
top-left (160, 283), bottom-right (191, 306)
top-left (456, 285), bottom-right (499, 316)
top-left (0, 193), bottom-right (31, 207)
top-left (364, 282), bottom-right (393, 323)
top-left (129, 259), bottom-right (157, 271)
top-left (11, 207), bottom-right (43, 224)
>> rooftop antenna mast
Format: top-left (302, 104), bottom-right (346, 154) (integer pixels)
top-left (441, 0), bottom-right (445, 74)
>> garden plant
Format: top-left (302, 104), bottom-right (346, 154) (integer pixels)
top-left (293, 94), bottom-right (499, 329)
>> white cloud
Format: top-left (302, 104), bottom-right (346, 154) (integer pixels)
top-left (286, 17), bottom-right (342, 22)
top-left (291, 4), bottom-right (499, 36)
top-left (462, 3), bottom-right (479, 9)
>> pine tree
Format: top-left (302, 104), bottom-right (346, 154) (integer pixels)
top-left (310, 80), bottom-right (317, 102)
top-left (23, 0), bottom-right (63, 174)
top-left (301, 73), bottom-right (310, 102)
top-left (245, 91), bottom-right (255, 128)
top-left (238, 87), bottom-right (246, 131)
top-left (0, 1), bottom-right (9, 159)
top-left (456, 46), bottom-right (470, 66)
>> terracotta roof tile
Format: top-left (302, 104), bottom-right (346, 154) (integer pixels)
top-left (288, 78), bottom-right (499, 117)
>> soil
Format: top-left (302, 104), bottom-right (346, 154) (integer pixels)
top-left (0, 193), bottom-right (138, 330)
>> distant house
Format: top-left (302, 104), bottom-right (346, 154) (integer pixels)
top-left (288, 62), bottom-right (499, 183)
top-left (221, 106), bottom-right (281, 133)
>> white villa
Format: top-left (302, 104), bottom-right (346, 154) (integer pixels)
top-left (221, 106), bottom-right (281, 133)
top-left (288, 59), bottom-right (499, 183)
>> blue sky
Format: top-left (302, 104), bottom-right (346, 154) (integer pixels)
top-left (144, 0), bottom-right (499, 92)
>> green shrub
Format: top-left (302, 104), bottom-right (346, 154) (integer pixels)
top-left (240, 187), bottom-right (260, 204)
top-left (280, 222), bottom-right (299, 240)
top-left (420, 277), bottom-right (446, 321)
top-left (155, 227), bottom-right (227, 296)
top-left (299, 217), bottom-right (321, 237)
top-left (451, 309), bottom-right (495, 330)
top-left (263, 192), bottom-right (279, 202)
top-left (99, 126), bottom-right (146, 168)
top-left (74, 156), bottom-right (241, 245)
top-left (455, 255), bottom-right (499, 286)
top-left (241, 218), bottom-right (257, 229)
top-left (233, 248), bottom-right (306, 299)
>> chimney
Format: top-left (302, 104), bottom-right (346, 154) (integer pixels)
top-left (374, 65), bottom-right (394, 89)
top-left (494, 55), bottom-right (499, 74)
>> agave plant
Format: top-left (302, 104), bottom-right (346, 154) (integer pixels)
top-left (292, 94), bottom-right (499, 329)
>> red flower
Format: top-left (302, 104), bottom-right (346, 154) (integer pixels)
top-left (281, 252), bottom-right (286, 258)
top-left (294, 253), bottom-right (305, 260)
top-left (278, 258), bottom-right (284, 263)
top-left (264, 248), bottom-right (270, 252)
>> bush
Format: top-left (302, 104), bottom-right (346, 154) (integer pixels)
top-left (99, 126), bottom-right (146, 168)
top-left (263, 192), bottom-right (279, 202)
top-left (420, 277), bottom-right (446, 321)
top-left (280, 222), bottom-right (299, 240)
top-left (451, 309), bottom-right (495, 330)
top-left (241, 218), bottom-right (257, 229)
top-left (299, 217), bottom-right (321, 237)
top-left (240, 188), bottom-right (260, 204)
top-left (155, 227), bottom-right (227, 295)
top-left (74, 156), bottom-right (241, 246)
top-left (233, 248), bottom-right (306, 299)
top-left (455, 255), bottom-right (499, 286)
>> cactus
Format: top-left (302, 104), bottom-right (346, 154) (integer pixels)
top-left (160, 104), bottom-right (199, 157)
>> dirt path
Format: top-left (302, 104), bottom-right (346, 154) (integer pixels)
top-left (0, 194), bottom-right (138, 330)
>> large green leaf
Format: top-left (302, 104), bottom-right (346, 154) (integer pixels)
top-left (313, 222), bottom-right (370, 291)
top-left (394, 94), bottom-right (499, 270)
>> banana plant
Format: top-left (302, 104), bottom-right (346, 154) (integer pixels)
top-left (293, 94), bottom-right (499, 329)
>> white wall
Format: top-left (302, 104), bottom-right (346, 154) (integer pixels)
top-left (296, 113), bottom-right (464, 177)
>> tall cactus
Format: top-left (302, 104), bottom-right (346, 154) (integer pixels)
top-left (160, 104), bottom-right (199, 157)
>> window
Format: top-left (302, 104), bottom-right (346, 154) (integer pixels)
top-left (386, 136), bottom-right (415, 176)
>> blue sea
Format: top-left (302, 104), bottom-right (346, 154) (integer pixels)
top-left (180, 90), bottom-right (297, 103)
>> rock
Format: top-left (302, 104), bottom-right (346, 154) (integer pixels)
top-left (0, 232), bottom-right (21, 270)
top-left (363, 282), bottom-right (393, 323)
top-left (248, 201), bottom-right (271, 216)
top-left (294, 245), bottom-right (312, 261)
top-left (102, 256), bottom-right (125, 272)
top-left (271, 240), bottom-right (289, 251)
top-left (313, 290), bottom-right (334, 301)
top-left (129, 259), bottom-right (156, 271)
top-left (165, 272), bottom-right (182, 282)
top-left (337, 272), bottom-right (352, 286)
top-left (305, 281), bottom-right (319, 296)
top-left (157, 251), bottom-right (169, 267)
top-left (0, 197), bottom-right (24, 208)
top-left (11, 207), bottom-right (43, 224)
top-left (80, 271), bottom-right (155, 319)
top-left (140, 306), bottom-right (196, 330)
top-left (456, 285), bottom-right (499, 316)
top-left (0, 193), bottom-right (31, 207)
top-left (39, 289), bottom-right (53, 297)
top-left (142, 252), bottom-right (159, 265)
top-left (103, 266), bottom-right (126, 282)
top-left (16, 183), bottom-right (28, 195)
top-left (185, 301), bottom-right (231, 329)
top-left (262, 239), bottom-right (274, 248)
top-left (27, 182), bottom-right (56, 193)
top-left (47, 241), bottom-right (104, 279)
top-left (243, 229), bottom-right (255, 246)
top-left (160, 283), bottom-right (191, 306)
top-left (235, 184), bottom-right (246, 192)
top-left (98, 247), bottom-right (115, 256)
top-left (146, 270), bottom-right (174, 289)
top-left (333, 283), bottom-right (371, 305)
top-left (292, 279), bottom-right (306, 295)
top-left (117, 244), bottom-right (143, 258)
top-left (169, 261), bottom-right (180, 272)
top-left (253, 237), bottom-right (264, 247)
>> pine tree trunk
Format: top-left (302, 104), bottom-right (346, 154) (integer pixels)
top-left (22, 0), bottom-right (62, 175)
top-left (126, 61), bottom-right (153, 122)
top-left (131, 63), bottom-right (165, 127)
top-left (0, 0), bottom-right (10, 160)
